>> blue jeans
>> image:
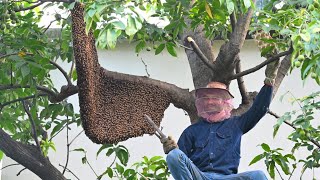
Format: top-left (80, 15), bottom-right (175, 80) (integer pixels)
top-left (166, 149), bottom-right (268, 180)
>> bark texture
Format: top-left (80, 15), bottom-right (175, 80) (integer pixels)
top-left (0, 129), bottom-right (66, 180)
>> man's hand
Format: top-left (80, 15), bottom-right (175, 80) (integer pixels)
top-left (264, 60), bottom-right (280, 86)
top-left (161, 136), bottom-right (178, 154)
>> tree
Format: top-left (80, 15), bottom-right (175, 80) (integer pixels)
top-left (0, 0), bottom-right (319, 179)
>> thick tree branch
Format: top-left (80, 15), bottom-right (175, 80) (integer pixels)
top-left (50, 61), bottom-right (72, 85)
top-left (228, 50), bottom-right (292, 80)
top-left (0, 129), bottom-right (66, 179)
top-left (103, 69), bottom-right (198, 123)
top-left (186, 36), bottom-right (215, 72)
top-left (22, 101), bottom-right (42, 154)
top-left (212, 1), bottom-right (256, 84)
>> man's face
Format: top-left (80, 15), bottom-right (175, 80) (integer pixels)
top-left (195, 88), bottom-right (234, 118)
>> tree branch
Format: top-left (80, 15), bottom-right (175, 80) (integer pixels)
top-left (228, 50), bottom-right (292, 80)
top-left (0, 93), bottom-right (47, 111)
top-left (103, 69), bottom-right (198, 123)
top-left (235, 55), bottom-right (249, 104)
top-left (22, 101), bottom-right (42, 154)
top-left (230, 12), bottom-right (237, 32)
top-left (0, 84), bottom-right (56, 97)
top-left (0, 129), bottom-right (66, 179)
top-left (50, 61), bottom-right (72, 85)
top-left (59, 164), bottom-right (80, 180)
top-left (268, 110), bottom-right (320, 149)
top-left (62, 116), bottom-right (70, 175)
top-left (186, 36), bottom-right (215, 72)
top-left (18, 1), bottom-right (44, 11)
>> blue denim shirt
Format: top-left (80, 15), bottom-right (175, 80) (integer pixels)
top-left (178, 85), bottom-right (273, 175)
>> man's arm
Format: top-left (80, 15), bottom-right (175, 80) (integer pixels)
top-left (236, 84), bottom-right (273, 134)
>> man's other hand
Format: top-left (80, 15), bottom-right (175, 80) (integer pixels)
top-left (161, 136), bottom-right (178, 154)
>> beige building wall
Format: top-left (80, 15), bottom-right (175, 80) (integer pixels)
top-left (1, 40), bottom-right (319, 180)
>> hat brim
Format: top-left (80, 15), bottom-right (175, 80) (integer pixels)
top-left (195, 88), bottom-right (234, 99)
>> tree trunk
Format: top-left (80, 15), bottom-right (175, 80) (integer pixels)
top-left (0, 129), bottom-right (66, 180)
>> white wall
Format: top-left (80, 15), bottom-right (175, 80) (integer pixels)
top-left (2, 40), bottom-right (319, 180)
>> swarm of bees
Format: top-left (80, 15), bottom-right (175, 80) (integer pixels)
top-left (71, 3), bottom-right (171, 144)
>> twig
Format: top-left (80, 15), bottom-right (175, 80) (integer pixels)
top-left (268, 110), bottom-right (320, 149)
top-left (62, 116), bottom-right (70, 175)
top-left (275, 165), bottom-right (285, 180)
top-left (177, 43), bottom-right (193, 50)
top-left (0, 93), bottom-right (47, 110)
top-left (1, 163), bottom-right (20, 170)
top-left (229, 50), bottom-right (292, 80)
top-left (43, 20), bottom-right (56, 34)
top-left (59, 164), bottom-right (80, 180)
top-left (140, 58), bottom-right (150, 77)
top-left (235, 55), bottom-right (249, 104)
top-left (69, 130), bottom-right (84, 146)
top-left (0, 84), bottom-right (56, 97)
top-left (230, 12), bottom-right (236, 32)
top-left (50, 61), bottom-right (72, 85)
top-left (17, 1), bottom-right (44, 11)
top-left (143, 114), bottom-right (166, 139)
top-left (16, 167), bottom-right (27, 176)
top-left (186, 36), bottom-right (215, 72)
top-left (22, 101), bottom-right (42, 154)
top-left (86, 156), bottom-right (98, 177)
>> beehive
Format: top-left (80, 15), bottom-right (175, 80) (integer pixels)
top-left (71, 3), bottom-right (171, 144)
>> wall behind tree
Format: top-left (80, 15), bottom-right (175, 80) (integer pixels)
top-left (1, 40), bottom-right (319, 180)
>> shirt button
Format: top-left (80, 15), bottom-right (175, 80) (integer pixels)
top-left (210, 153), bottom-right (213, 155)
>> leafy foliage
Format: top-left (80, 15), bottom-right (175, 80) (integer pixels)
top-left (252, 0), bottom-right (320, 84)
top-left (250, 91), bottom-right (320, 179)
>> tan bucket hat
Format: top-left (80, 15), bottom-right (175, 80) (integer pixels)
top-left (195, 81), bottom-right (234, 99)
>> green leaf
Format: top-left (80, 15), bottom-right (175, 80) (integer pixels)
top-left (166, 42), bottom-right (177, 57)
top-left (125, 15), bottom-right (137, 36)
top-left (106, 28), bottom-right (119, 49)
top-left (72, 148), bottom-right (85, 152)
top-left (96, 144), bottom-right (113, 157)
top-left (116, 163), bottom-right (124, 174)
top-left (112, 21), bottom-right (126, 30)
top-left (150, 156), bottom-right (162, 162)
top-left (50, 121), bottom-right (66, 137)
top-left (300, 33), bottom-right (311, 42)
top-left (205, 2), bottom-right (213, 18)
top-left (116, 148), bottom-right (129, 166)
top-left (107, 167), bottom-right (113, 178)
top-left (155, 44), bottom-right (165, 55)
top-left (226, 0), bottom-right (235, 14)
top-left (82, 157), bottom-right (87, 164)
top-left (135, 40), bottom-right (146, 53)
top-left (243, 0), bottom-right (251, 9)
top-left (249, 154), bottom-right (264, 165)
top-left (261, 143), bottom-right (271, 152)
top-left (21, 64), bottom-right (30, 78)
top-left (85, 17), bottom-right (93, 35)
top-left (268, 161), bottom-right (275, 179)
top-left (0, 150), bottom-right (4, 160)
top-left (106, 148), bottom-right (114, 157)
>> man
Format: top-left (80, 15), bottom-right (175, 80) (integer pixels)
top-left (160, 61), bottom-right (279, 180)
